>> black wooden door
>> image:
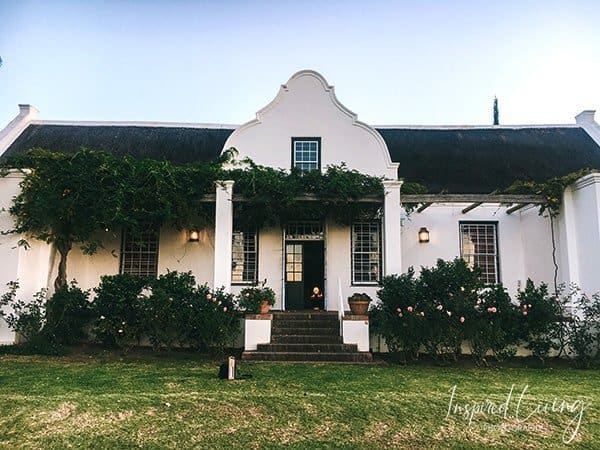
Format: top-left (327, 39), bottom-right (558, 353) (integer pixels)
top-left (285, 241), bottom-right (324, 310)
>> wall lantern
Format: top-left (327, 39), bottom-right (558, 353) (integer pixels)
top-left (188, 229), bottom-right (200, 242)
top-left (418, 227), bottom-right (430, 243)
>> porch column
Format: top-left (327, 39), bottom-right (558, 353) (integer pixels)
top-left (213, 180), bottom-right (234, 292)
top-left (383, 180), bottom-right (403, 275)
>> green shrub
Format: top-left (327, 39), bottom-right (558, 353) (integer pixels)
top-left (417, 259), bottom-right (483, 361)
top-left (91, 271), bottom-right (241, 352)
top-left (371, 268), bottom-right (422, 361)
top-left (185, 285), bottom-right (239, 352)
top-left (44, 282), bottom-right (91, 344)
top-left (467, 284), bottom-right (520, 363)
top-left (567, 291), bottom-right (600, 368)
top-left (92, 274), bottom-right (150, 348)
top-left (0, 281), bottom-right (46, 342)
top-left (518, 280), bottom-right (562, 361)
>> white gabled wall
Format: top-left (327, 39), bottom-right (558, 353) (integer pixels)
top-left (223, 70), bottom-right (398, 179)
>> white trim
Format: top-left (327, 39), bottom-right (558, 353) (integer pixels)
top-left (573, 173), bottom-right (600, 191)
top-left (29, 119), bottom-right (238, 129)
top-left (374, 124), bottom-right (580, 130)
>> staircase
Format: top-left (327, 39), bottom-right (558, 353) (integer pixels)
top-left (242, 311), bottom-right (373, 363)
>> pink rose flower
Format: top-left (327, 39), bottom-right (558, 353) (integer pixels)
top-left (407, 306), bottom-right (413, 313)
top-left (396, 307), bottom-right (401, 313)
top-left (523, 311), bottom-right (528, 316)
top-left (206, 293), bottom-right (212, 300)
top-left (460, 316), bottom-right (465, 323)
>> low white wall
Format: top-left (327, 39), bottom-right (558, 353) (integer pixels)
top-left (244, 316), bottom-right (271, 351)
top-left (343, 318), bottom-right (369, 352)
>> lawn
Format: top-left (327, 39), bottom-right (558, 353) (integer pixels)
top-left (0, 353), bottom-right (598, 449)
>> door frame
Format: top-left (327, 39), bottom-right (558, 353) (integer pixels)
top-left (282, 221), bottom-right (326, 310)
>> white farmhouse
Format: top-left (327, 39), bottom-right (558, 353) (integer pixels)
top-left (1, 70), bottom-right (599, 360)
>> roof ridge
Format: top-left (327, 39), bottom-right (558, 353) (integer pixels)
top-left (29, 120), bottom-right (239, 130)
top-left (374, 124), bottom-right (580, 130)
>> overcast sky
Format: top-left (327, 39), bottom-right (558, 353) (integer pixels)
top-left (1, 0), bottom-right (599, 127)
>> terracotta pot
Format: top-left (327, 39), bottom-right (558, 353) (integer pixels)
top-left (259, 300), bottom-right (271, 314)
top-left (348, 299), bottom-right (370, 315)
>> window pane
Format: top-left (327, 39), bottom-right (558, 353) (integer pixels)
top-left (352, 221), bottom-right (381, 284)
top-left (120, 227), bottom-right (159, 277)
top-left (460, 223), bottom-right (499, 284)
top-left (293, 139), bottom-right (319, 171)
top-left (232, 229), bottom-right (258, 283)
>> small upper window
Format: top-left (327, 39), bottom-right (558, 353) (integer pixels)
top-left (292, 138), bottom-right (320, 171)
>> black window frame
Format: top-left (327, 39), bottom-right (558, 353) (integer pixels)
top-left (291, 137), bottom-right (321, 172)
top-left (351, 220), bottom-right (382, 285)
top-left (459, 221), bottom-right (501, 284)
top-left (231, 228), bottom-right (259, 285)
top-left (119, 226), bottom-right (160, 277)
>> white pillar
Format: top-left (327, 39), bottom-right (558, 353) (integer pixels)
top-left (213, 180), bottom-right (234, 292)
top-left (383, 180), bottom-right (403, 276)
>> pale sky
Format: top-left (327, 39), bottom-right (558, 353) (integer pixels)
top-left (1, 0), bottom-right (599, 128)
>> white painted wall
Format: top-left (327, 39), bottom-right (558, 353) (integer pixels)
top-left (223, 70), bottom-right (398, 179)
top-left (55, 226), bottom-right (216, 293)
top-left (400, 204), bottom-right (554, 297)
top-left (0, 173), bottom-right (24, 343)
top-left (556, 174), bottom-right (600, 296)
top-left (0, 172), bottom-right (52, 344)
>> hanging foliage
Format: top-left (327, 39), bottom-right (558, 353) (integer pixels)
top-left (1, 148), bottom-right (392, 286)
top-left (505, 168), bottom-right (598, 216)
top-left (229, 159), bottom-right (385, 227)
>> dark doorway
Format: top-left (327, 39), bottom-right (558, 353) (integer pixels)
top-left (285, 241), bottom-right (325, 310)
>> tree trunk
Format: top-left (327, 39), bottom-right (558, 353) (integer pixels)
top-left (54, 240), bottom-right (72, 291)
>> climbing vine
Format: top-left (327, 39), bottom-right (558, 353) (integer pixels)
top-left (1, 148), bottom-right (392, 286)
top-left (505, 168), bottom-right (599, 216)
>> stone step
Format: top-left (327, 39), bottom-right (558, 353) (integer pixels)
top-left (257, 343), bottom-right (358, 353)
top-left (241, 351), bottom-right (373, 363)
top-left (271, 326), bottom-right (339, 336)
top-left (271, 312), bottom-right (339, 320)
top-left (271, 334), bottom-right (343, 344)
top-left (272, 319), bottom-right (340, 328)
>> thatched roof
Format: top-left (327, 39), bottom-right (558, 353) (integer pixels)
top-left (4, 123), bottom-right (600, 193)
top-left (3, 124), bottom-right (234, 164)
top-left (378, 127), bottom-right (600, 193)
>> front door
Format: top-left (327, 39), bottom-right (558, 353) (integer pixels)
top-left (285, 241), bottom-right (325, 310)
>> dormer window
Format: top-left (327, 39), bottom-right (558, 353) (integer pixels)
top-left (292, 137), bottom-right (321, 171)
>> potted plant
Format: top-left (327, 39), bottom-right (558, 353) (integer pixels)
top-left (238, 281), bottom-right (276, 314)
top-left (348, 292), bottom-right (372, 315)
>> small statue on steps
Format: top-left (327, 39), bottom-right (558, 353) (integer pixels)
top-left (310, 286), bottom-right (324, 311)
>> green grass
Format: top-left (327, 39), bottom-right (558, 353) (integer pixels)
top-left (0, 353), bottom-right (598, 449)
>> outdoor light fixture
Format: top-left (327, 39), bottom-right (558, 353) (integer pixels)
top-left (188, 229), bottom-right (200, 242)
top-left (418, 227), bottom-right (430, 243)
